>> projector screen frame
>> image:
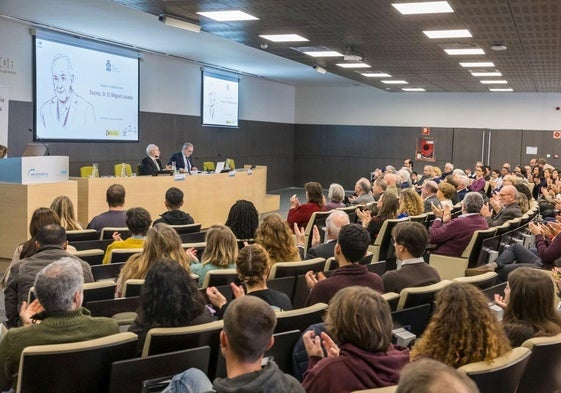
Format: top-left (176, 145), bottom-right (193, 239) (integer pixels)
top-left (201, 69), bottom-right (240, 128)
top-left (32, 29), bottom-right (141, 143)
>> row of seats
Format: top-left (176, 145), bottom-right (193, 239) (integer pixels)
top-left (67, 223), bottom-right (202, 242)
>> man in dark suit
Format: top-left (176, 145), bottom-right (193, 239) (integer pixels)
top-left (421, 180), bottom-right (440, 213)
top-left (294, 210), bottom-right (350, 260)
top-left (168, 142), bottom-right (197, 174)
top-left (429, 192), bottom-right (489, 257)
top-left (480, 184), bottom-right (521, 227)
top-left (139, 144), bottom-right (167, 176)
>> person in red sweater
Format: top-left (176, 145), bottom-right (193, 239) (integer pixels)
top-left (302, 286), bottom-right (409, 393)
top-left (287, 182), bottom-right (324, 230)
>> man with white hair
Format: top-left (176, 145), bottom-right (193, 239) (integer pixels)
top-left (455, 175), bottom-right (470, 202)
top-left (295, 210), bottom-right (350, 260)
top-left (0, 258), bottom-right (119, 390)
top-left (441, 162), bottom-right (454, 180)
top-left (349, 177), bottom-right (374, 205)
top-left (139, 143), bottom-right (170, 175)
top-left (421, 181), bottom-right (440, 213)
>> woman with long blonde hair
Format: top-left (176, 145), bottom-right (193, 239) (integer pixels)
top-left (50, 195), bottom-right (83, 230)
top-left (190, 224), bottom-right (238, 286)
top-left (411, 282), bottom-right (511, 368)
top-left (116, 223), bottom-right (194, 296)
top-left (256, 213), bottom-right (301, 264)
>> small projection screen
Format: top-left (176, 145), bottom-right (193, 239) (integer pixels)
top-left (34, 30), bottom-right (140, 142)
top-left (201, 70), bottom-right (239, 128)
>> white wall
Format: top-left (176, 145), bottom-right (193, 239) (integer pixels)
top-left (0, 19), bottom-right (296, 124)
top-left (296, 85), bottom-right (561, 131)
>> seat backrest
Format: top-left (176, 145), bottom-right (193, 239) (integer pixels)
top-left (70, 239), bottom-right (114, 252)
top-left (143, 321), bottom-right (224, 379)
top-left (303, 211), bottom-right (331, 251)
top-left (408, 213), bottom-right (427, 225)
top-left (123, 279), bottom-right (145, 298)
top-left (66, 229), bottom-right (99, 242)
top-left (482, 281), bottom-right (507, 302)
top-left (109, 346), bottom-right (211, 393)
top-left (464, 228), bottom-right (497, 267)
top-left (85, 296), bottom-right (140, 318)
top-left (324, 257), bottom-right (337, 271)
top-left (275, 302), bottom-right (328, 333)
top-left (16, 332), bottom-right (137, 393)
top-left (360, 251), bottom-right (374, 265)
top-left (453, 271), bottom-right (498, 289)
top-left (201, 269), bottom-right (238, 289)
top-left (457, 347), bottom-right (531, 393)
top-left (367, 260), bottom-right (387, 275)
top-left (100, 227), bottom-right (131, 240)
top-left (68, 248), bottom-right (105, 266)
top-left (80, 166), bottom-right (94, 178)
top-left (170, 223), bottom-right (202, 235)
top-left (391, 303), bottom-right (432, 337)
top-left (180, 231), bottom-right (206, 243)
top-left (337, 205), bottom-right (357, 223)
top-left (108, 248), bottom-right (143, 264)
top-left (266, 276), bottom-right (296, 300)
top-left (83, 281), bottom-right (117, 303)
top-left (291, 274), bottom-right (311, 309)
top-left (517, 333), bottom-right (561, 393)
top-left (382, 292), bottom-right (400, 311)
top-left (91, 262), bottom-right (125, 282)
top-left (268, 258), bottom-right (326, 279)
top-left (397, 280), bottom-right (452, 310)
top-left (225, 158), bottom-right (235, 170)
top-left (114, 163), bottom-right (132, 177)
top-left (373, 218), bottom-right (407, 266)
top-left (203, 161), bottom-right (215, 171)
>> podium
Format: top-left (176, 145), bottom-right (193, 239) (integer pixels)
top-left (0, 156), bottom-right (77, 258)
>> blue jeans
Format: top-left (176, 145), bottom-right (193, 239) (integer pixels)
top-left (496, 243), bottom-right (542, 281)
top-left (161, 368), bottom-right (213, 393)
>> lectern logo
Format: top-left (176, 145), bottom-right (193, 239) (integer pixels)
top-left (27, 168), bottom-right (48, 178)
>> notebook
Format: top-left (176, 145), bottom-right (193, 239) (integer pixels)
top-left (215, 161), bottom-right (225, 173)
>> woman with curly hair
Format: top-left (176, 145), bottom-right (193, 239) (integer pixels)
top-left (116, 223), bottom-right (195, 296)
top-left (225, 199), bottom-right (258, 240)
top-left (411, 282), bottom-right (511, 368)
top-left (190, 225), bottom-right (238, 287)
top-left (398, 189), bottom-right (424, 218)
top-left (356, 191), bottom-right (399, 243)
top-left (494, 267), bottom-right (561, 347)
top-left (128, 258), bottom-right (214, 352)
top-left (256, 213), bottom-right (301, 264)
top-left (302, 286), bottom-right (409, 392)
top-left (50, 195), bottom-right (83, 231)
top-left (206, 244), bottom-right (293, 318)
top-left (287, 181), bottom-right (324, 230)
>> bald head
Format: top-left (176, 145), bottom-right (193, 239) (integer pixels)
top-left (499, 185), bottom-right (517, 205)
top-left (326, 210), bottom-right (350, 240)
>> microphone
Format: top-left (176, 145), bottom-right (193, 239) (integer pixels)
top-left (28, 129), bottom-right (50, 156)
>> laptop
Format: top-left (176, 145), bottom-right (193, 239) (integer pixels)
top-left (215, 161), bottom-right (225, 173)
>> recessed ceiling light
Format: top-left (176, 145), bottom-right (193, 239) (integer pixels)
top-left (470, 71), bottom-right (502, 77)
top-left (336, 63), bottom-right (371, 68)
top-left (303, 51), bottom-right (344, 57)
top-left (460, 62), bottom-right (495, 67)
top-left (480, 80), bottom-right (508, 84)
top-left (259, 34), bottom-right (308, 42)
top-left (445, 48), bottom-right (485, 55)
top-left (392, 1), bottom-right (453, 15)
top-left (489, 88), bottom-right (513, 92)
top-left (197, 10), bottom-right (258, 21)
top-left (402, 88), bottom-right (426, 91)
top-left (423, 29), bottom-right (471, 39)
top-left (382, 80), bottom-right (408, 84)
top-left (362, 72), bottom-right (392, 77)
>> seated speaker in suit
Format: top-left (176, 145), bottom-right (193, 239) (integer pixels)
top-left (168, 142), bottom-right (197, 174)
top-left (295, 210), bottom-right (350, 260)
top-left (139, 144), bottom-right (169, 176)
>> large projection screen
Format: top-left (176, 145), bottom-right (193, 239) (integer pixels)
top-left (201, 71), bottom-right (239, 128)
top-left (34, 31), bottom-right (140, 142)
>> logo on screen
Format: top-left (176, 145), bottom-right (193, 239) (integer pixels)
top-left (27, 168), bottom-right (48, 178)
top-left (106, 60), bottom-right (112, 72)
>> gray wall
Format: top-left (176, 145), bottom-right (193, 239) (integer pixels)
top-left (8, 101), bottom-right (294, 191)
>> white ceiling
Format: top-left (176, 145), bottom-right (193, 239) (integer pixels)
top-left (0, 0), bottom-right (354, 87)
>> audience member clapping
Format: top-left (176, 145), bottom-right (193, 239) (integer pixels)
top-left (50, 195), bottom-right (83, 230)
top-left (225, 199), bottom-right (258, 240)
top-left (357, 191), bottom-right (398, 243)
top-left (256, 214), bottom-right (300, 264)
top-left (398, 189), bottom-right (424, 218)
top-left (302, 286), bottom-right (409, 393)
top-left (324, 183), bottom-right (345, 211)
top-left (287, 182), bottom-right (324, 229)
top-left (102, 207), bottom-right (151, 264)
